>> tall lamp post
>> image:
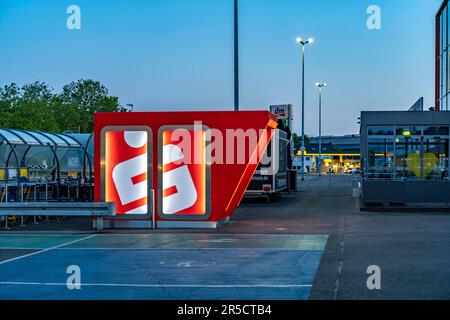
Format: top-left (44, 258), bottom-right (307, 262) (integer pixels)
top-left (296, 37), bottom-right (314, 181)
top-left (315, 82), bottom-right (327, 176)
top-left (234, 0), bottom-right (239, 111)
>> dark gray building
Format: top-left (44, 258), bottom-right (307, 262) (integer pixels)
top-left (308, 135), bottom-right (360, 155)
top-left (360, 111), bottom-right (450, 208)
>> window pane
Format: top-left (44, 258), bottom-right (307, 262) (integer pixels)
top-left (31, 132), bottom-right (55, 145)
top-left (395, 138), bottom-right (406, 179)
top-left (447, 4), bottom-right (450, 47)
top-left (443, 9), bottom-right (446, 51)
top-left (367, 137), bottom-right (395, 179)
top-left (56, 134), bottom-right (79, 146)
top-left (368, 126), bottom-right (394, 136)
top-left (10, 130), bottom-right (39, 145)
top-left (45, 133), bottom-right (68, 146)
top-left (444, 51), bottom-right (448, 95)
top-left (423, 137), bottom-right (449, 180)
top-left (0, 129), bottom-right (23, 144)
top-left (448, 51), bottom-right (450, 98)
top-left (442, 12), bottom-right (445, 52)
top-left (439, 14), bottom-right (443, 52)
top-left (440, 55), bottom-right (444, 100)
top-left (423, 126), bottom-right (449, 136)
top-left (399, 137), bottom-right (422, 180)
top-left (58, 134), bottom-right (80, 146)
top-left (442, 8), bottom-right (447, 48)
top-left (396, 126), bottom-right (422, 136)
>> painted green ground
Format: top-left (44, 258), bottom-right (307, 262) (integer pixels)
top-left (0, 233), bottom-right (328, 300)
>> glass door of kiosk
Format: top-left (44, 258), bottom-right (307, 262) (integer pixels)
top-left (100, 126), bottom-right (154, 228)
top-left (157, 125), bottom-right (211, 225)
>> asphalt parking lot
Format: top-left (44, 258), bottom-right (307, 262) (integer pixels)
top-left (237, 175), bottom-right (450, 300)
top-left (1, 174), bottom-right (450, 300)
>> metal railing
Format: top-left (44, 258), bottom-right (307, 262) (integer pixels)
top-left (0, 202), bottom-right (115, 231)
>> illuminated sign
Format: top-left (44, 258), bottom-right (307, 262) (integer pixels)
top-left (101, 127), bottom-right (152, 216)
top-left (270, 104), bottom-right (292, 128)
top-left (159, 127), bottom-right (209, 218)
top-left (403, 130), bottom-right (412, 136)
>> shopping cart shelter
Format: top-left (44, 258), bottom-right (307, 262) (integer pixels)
top-left (0, 233), bottom-right (328, 300)
top-left (0, 128), bottom-right (94, 203)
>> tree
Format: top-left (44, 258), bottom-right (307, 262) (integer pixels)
top-left (0, 79), bottom-right (127, 133)
top-left (0, 83), bottom-right (20, 128)
top-left (14, 82), bottom-right (59, 132)
top-left (58, 79), bottom-right (127, 133)
top-left (292, 133), bottom-right (310, 150)
top-left (0, 82), bottom-right (59, 132)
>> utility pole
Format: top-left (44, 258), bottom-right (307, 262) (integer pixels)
top-left (234, 0), bottom-right (239, 111)
top-left (316, 82), bottom-right (327, 176)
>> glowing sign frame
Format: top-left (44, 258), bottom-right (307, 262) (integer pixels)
top-left (157, 125), bottom-right (211, 220)
top-left (100, 126), bottom-right (153, 220)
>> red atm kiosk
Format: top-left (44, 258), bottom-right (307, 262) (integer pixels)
top-left (94, 111), bottom-right (277, 228)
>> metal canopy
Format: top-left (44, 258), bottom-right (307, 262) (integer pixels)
top-left (0, 128), bottom-right (81, 148)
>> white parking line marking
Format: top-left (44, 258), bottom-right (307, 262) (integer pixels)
top-left (0, 235), bottom-right (96, 265)
top-left (0, 281), bottom-right (312, 289)
top-left (0, 247), bottom-right (325, 251)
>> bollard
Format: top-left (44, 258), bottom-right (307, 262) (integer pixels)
top-left (96, 217), bottom-right (104, 231)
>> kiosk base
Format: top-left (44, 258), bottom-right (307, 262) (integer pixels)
top-left (95, 217), bottom-right (231, 229)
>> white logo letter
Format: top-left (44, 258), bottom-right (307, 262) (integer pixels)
top-left (367, 5), bottom-right (381, 30)
top-left (162, 144), bottom-right (197, 214)
top-left (367, 265), bottom-right (381, 290)
top-left (66, 265), bottom-right (81, 290)
top-left (111, 131), bottom-right (148, 214)
top-left (66, 5), bottom-right (81, 30)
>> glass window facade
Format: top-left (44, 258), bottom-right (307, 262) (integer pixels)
top-left (366, 126), bottom-right (449, 180)
top-left (437, 0), bottom-right (450, 110)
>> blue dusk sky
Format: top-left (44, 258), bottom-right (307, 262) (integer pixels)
top-left (0, 0), bottom-right (444, 135)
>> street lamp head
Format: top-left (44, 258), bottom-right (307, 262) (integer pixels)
top-left (296, 37), bottom-right (314, 45)
top-left (316, 82), bottom-right (327, 88)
